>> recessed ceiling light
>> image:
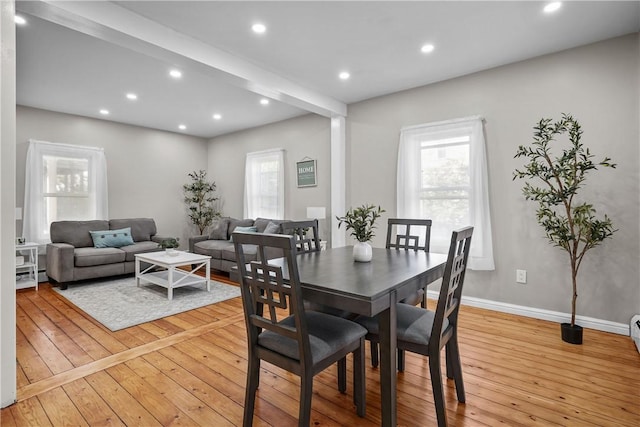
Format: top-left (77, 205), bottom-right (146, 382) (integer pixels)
top-left (544, 2), bottom-right (562, 13)
top-left (339, 71), bottom-right (350, 80)
top-left (126, 93), bottom-right (138, 100)
top-left (260, 98), bottom-right (270, 106)
top-left (169, 69), bottom-right (182, 79)
top-left (178, 124), bottom-right (186, 130)
top-left (213, 114), bottom-right (222, 120)
top-left (14, 15), bottom-right (26, 25)
top-left (252, 23), bottom-right (266, 34)
top-left (99, 109), bottom-right (109, 115)
top-left (421, 44), bottom-right (435, 54)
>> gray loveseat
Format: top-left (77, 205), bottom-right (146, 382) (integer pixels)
top-left (47, 218), bottom-right (170, 289)
top-left (189, 217), bottom-right (289, 273)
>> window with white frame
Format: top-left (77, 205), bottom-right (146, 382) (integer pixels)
top-left (23, 140), bottom-right (108, 244)
top-left (397, 117), bottom-right (494, 270)
top-left (244, 149), bottom-right (284, 219)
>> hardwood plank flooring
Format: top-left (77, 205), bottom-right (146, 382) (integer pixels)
top-left (2, 276), bottom-right (639, 426)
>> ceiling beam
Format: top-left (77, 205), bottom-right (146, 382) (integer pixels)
top-left (17, 0), bottom-right (347, 118)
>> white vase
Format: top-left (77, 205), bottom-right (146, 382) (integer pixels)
top-left (353, 241), bottom-right (372, 262)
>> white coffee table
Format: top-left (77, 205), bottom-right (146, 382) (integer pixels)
top-left (135, 251), bottom-right (211, 300)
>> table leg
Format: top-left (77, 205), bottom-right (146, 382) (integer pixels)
top-left (168, 267), bottom-right (173, 300)
top-left (135, 258), bottom-right (140, 287)
top-left (379, 290), bottom-right (397, 427)
top-left (206, 260), bottom-right (210, 292)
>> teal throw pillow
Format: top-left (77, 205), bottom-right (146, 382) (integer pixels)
top-left (90, 227), bottom-right (134, 248)
top-left (230, 226), bottom-right (258, 242)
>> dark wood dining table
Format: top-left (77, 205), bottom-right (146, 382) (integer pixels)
top-left (269, 246), bottom-right (448, 427)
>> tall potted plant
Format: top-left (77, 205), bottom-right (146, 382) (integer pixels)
top-left (337, 204), bottom-right (385, 262)
top-left (183, 170), bottom-right (221, 235)
top-left (513, 114), bottom-right (616, 344)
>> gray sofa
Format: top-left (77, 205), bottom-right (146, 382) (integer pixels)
top-left (189, 217), bottom-right (289, 273)
top-left (47, 218), bottom-right (170, 289)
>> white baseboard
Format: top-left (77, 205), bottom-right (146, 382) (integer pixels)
top-left (426, 290), bottom-right (629, 336)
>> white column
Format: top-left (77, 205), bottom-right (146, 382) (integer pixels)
top-left (0, 0), bottom-right (18, 408)
top-left (331, 116), bottom-right (346, 248)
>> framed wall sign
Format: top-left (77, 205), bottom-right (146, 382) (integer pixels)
top-left (297, 158), bottom-right (317, 187)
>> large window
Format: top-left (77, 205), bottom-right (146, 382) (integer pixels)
top-left (397, 117), bottom-right (494, 270)
top-left (244, 149), bottom-right (284, 219)
top-left (23, 140), bottom-right (108, 244)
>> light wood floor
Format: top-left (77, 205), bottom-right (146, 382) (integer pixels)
top-left (2, 276), bottom-right (639, 426)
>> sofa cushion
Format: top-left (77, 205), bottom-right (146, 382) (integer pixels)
top-left (263, 221), bottom-right (280, 234)
top-left (120, 241), bottom-right (161, 262)
top-left (230, 226), bottom-right (258, 242)
top-left (74, 247), bottom-right (126, 267)
top-left (253, 218), bottom-right (287, 233)
top-left (222, 244), bottom-right (258, 262)
top-left (50, 220), bottom-right (109, 248)
top-left (194, 239), bottom-right (234, 259)
top-left (90, 227), bottom-right (134, 248)
top-left (109, 218), bottom-right (157, 242)
top-left (228, 218), bottom-right (254, 238)
top-left (208, 217), bottom-right (230, 240)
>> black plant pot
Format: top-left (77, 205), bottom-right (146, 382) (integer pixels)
top-left (561, 322), bottom-right (583, 345)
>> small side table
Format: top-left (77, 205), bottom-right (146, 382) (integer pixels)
top-left (16, 242), bottom-right (39, 290)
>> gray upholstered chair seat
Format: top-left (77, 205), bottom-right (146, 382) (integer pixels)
top-left (74, 247), bottom-right (126, 267)
top-left (355, 304), bottom-right (448, 347)
top-left (259, 311), bottom-right (367, 362)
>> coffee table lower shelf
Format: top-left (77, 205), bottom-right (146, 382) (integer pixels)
top-left (137, 269), bottom-right (210, 300)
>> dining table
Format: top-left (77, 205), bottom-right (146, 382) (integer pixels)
top-left (269, 245), bottom-right (448, 427)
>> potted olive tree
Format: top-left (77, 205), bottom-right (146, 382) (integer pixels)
top-left (513, 114), bottom-right (616, 344)
top-left (337, 204), bottom-right (385, 262)
top-left (183, 170), bottom-right (221, 235)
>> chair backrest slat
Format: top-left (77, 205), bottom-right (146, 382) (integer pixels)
top-left (431, 226), bottom-right (473, 351)
top-left (281, 219), bottom-right (321, 254)
top-left (386, 218), bottom-right (432, 252)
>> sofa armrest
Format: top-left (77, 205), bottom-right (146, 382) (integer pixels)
top-left (188, 235), bottom-right (209, 253)
top-left (46, 243), bottom-right (75, 283)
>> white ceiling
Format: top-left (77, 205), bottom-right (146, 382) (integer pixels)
top-left (16, 1), bottom-right (640, 139)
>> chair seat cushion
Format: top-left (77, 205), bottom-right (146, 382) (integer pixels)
top-left (355, 304), bottom-right (448, 347)
top-left (258, 311), bottom-right (367, 363)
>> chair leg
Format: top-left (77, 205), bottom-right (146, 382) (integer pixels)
top-left (370, 341), bottom-right (379, 368)
top-left (446, 338), bottom-right (466, 403)
top-left (338, 357), bottom-right (347, 393)
top-left (421, 289), bottom-right (427, 308)
top-left (429, 353), bottom-right (448, 427)
top-left (243, 355), bottom-right (260, 427)
top-left (353, 339), bottom-right (366, 417)
top-left (299, 374), bottom-right (313, 427)
top-left (397, 348), bottom-right (405, 372)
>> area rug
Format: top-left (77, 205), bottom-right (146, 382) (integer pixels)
top-left (53, 276), bottom-right (241, 331)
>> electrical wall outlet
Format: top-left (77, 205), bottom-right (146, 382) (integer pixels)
top-left (516, 269), bottom-right (527, 284)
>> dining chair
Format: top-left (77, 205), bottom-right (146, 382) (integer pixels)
top-left (281, 219), bottom-right (321, 254)
top-left (355, 226), bottom-right (473, 427)
top-left (233, 231), bottom-right (367, 427)
top-left (370, 218), bottom-right (433, 368)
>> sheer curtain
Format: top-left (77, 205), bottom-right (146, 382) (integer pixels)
top-left (23, 140), bottom-right (108, 244)
top-left (244, 148), bottom-right (284, 219)
top-left (397, 116), bottom-right (494, 270)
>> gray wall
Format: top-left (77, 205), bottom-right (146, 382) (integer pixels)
top-left (207, 34), bottom-right (639, 325)
top-left (16, 106), bottom-right (209, 247)
top-left (207, 113), bottom-right (332, 241)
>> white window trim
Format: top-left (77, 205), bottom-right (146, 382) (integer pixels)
top-left (397, 116), bottom-right (494, 270)
top-left (243, 148), bottom-right (285, 219)
top-left (23, 139), bottom-right (108, 244)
